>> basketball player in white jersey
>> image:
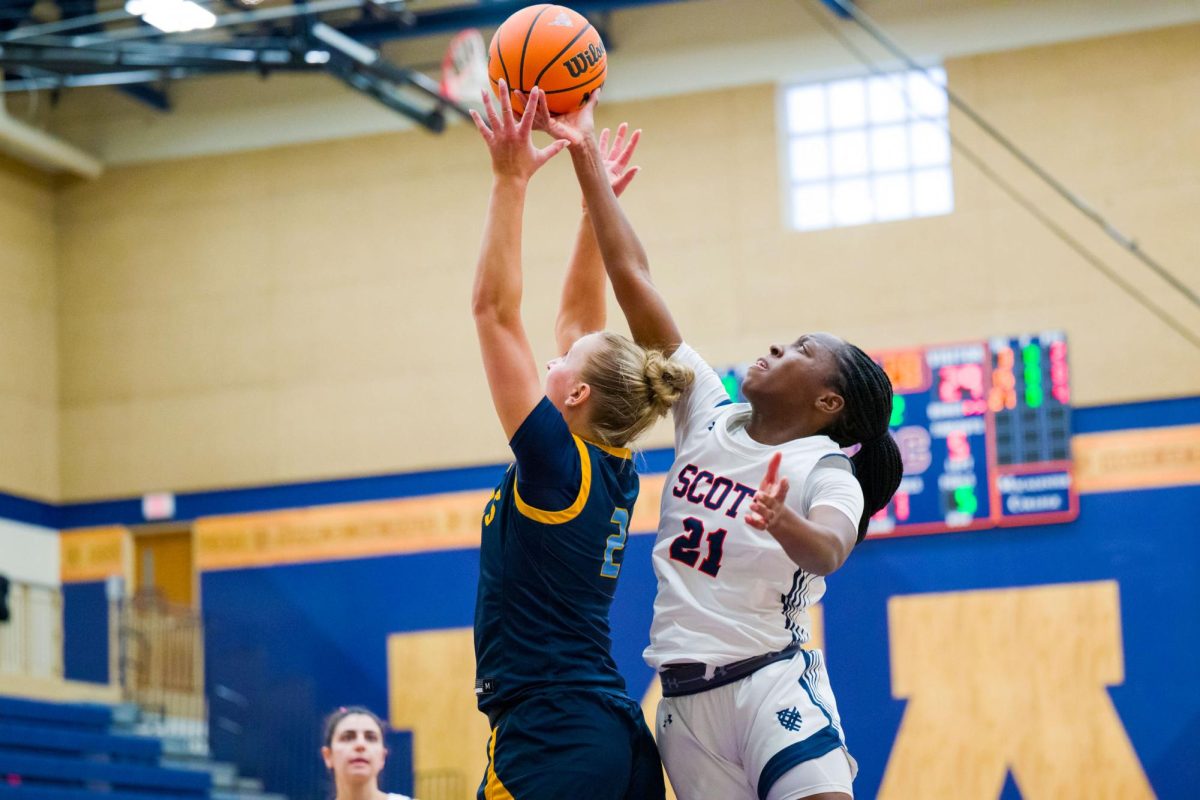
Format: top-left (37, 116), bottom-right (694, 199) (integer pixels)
top-left (532, 92), bottom-right (903, 800)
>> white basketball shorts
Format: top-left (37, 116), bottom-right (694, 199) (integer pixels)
top-left (655, 648), bottom-right (857, 800)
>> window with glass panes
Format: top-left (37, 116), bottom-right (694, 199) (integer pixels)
top-left (784, 68), bottom-right (953, 231)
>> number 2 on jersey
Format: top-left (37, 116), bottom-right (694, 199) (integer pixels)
top-left (601, 508), bottom-right (629, 579)
top-left (669, 517), bottom-right (726, 577)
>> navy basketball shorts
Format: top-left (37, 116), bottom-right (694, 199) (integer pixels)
top-left (477, 689), bottom-right (665, 800)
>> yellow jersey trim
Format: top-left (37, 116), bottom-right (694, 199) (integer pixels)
top-left (513, 435), bottom-right (591, 525)
top-left (484, 728), bottom-right (515, 800)
top-left (584, 438), bottom-right (633, 460)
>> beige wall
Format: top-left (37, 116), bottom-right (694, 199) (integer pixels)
top-left (46, 22), bottom-right (1200, 500)
top-left (0, 155), bottom-right (59, 499)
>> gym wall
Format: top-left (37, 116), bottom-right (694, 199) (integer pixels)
top-left (48, 23), bottom-right (1200, 501)
top-left (0, 156), bottom-right (59, 500)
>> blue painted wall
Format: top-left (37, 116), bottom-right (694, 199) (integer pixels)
top-left (33, 396), bottom-right (1198, 798)
top-left (829, 483), bottom-right (1199, 797)
top-left (62, 581), bottom-right (108, 684)
top-left (201, 481), bottom-right (1200, 799)
top-left (201, 536), bottom-right (659, 800)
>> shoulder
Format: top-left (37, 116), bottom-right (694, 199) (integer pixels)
top-left (672, 341), bottom-right (708, 366)
top-left (509, 396), bottom-right (569, 448)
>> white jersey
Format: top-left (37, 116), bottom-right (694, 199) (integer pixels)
top-left (644, 344), bottom-right (864, 670)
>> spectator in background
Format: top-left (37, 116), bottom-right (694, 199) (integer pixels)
top-left (321, 706), bottom-right (413, 800)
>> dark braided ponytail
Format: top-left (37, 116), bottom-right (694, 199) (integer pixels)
top-left (823, 343), bottom-right (903, 541)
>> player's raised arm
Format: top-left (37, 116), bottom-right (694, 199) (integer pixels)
top-left (553, 123), bottom-right (642, 356)
top-left (533, 93), bottom-right (683, 355)
top-left (470, 83), bottom-right (570, 439)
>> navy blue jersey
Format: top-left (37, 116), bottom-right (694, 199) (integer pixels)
top-left (474, 397), bottom-right (639, 718)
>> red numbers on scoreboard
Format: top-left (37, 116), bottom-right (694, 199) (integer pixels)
top-left (938, 363), bottom-right (987, 416)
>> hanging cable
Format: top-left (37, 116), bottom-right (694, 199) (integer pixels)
top-left (798, 0), bottom-right (1200, 351)
top-left (815, 0), bottom-right (1200, 314)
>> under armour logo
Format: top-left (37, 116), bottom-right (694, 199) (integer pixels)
top-left (776, 707), bottom-right (802, 732)
top-left (707, 420), bottom-right (717, 431)
top-left (548, 11), bottom-right (573, 27)
top-left (663, 713), bottom-right (673, 728)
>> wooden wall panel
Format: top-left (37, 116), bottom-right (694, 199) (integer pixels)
top-left (881, 581), bottom-right (1153, 799)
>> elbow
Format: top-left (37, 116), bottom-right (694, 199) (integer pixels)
top-left (471, 289), bottom-right (505, 322)
top-left (810, 552), bottom-right (844, 577)
top-left (625, 255), bottom-right (652, 279)
top-left (472, 298), bottom-right (518, 331)
top-left (610, 262), bottom-right (654, 293)
top-left (471, 295), bottom-right (493, 320)
top-left (808, 538), bottom-right (852, 576)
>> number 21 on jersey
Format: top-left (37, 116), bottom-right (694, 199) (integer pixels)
top-left (669, 517), bottom-right (726, 577)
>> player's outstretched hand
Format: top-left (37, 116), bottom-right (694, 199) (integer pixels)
top-left (528, 87), bottom-right (599, 149)
top-left (598, 123), bottom-right (641, 199)
top-left (746, 452), bottom-right (791, 531)
top-left (470, 82), bottom-right (569, 181)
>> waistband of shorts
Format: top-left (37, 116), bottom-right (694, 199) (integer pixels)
top-left (659, 642), bottom-right (802, 697)
top-left (484, 686), bottom-right (632, 728)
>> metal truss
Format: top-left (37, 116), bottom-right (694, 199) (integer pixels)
top-left (0, 0), bottom-right (717, 131)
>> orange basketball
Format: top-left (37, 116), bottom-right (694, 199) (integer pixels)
top-left (487, 4), bottom-right (607, 115)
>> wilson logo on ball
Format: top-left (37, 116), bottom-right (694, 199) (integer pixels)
top-left (489, 4), bottom-right (608, 115)
top-left (562, 42), bottom-right (605, 78)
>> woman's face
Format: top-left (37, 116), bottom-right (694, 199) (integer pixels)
top-left (742, 332), bottom-right (845, 412)
top-left (545, 332), bottom-right (603, 414)
top-left (322, 713), bottom-right (387, 785)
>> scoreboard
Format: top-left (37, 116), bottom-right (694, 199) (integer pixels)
top-left (717, 331), bottom-right (1077, 539)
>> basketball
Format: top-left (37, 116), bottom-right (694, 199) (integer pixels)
top-left (487, 4), bottom-right (607, 115)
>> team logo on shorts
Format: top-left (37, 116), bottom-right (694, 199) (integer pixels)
top-left (776, 706), bottom-right (803, 731)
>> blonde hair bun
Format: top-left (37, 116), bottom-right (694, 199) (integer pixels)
top-left (579, 333), bottom-right (695, 448)
top-left (644, 350), bottom-right (693, 413)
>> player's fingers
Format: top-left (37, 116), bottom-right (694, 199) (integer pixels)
top-left (611, 122), bottom-right (628, 156)
top-left (482, 90), bottom-right (501, 130)
top-left (512, 89), bottom-right (528, 116)
top-left (528, 91), bottom-right (549, 130)
top-left (537, 138), bottom-right (570, 165)
top-left (496, 79), bottom-right (515, 123)
top-left (598, 127), bottom-right (610, 155)
top-left (745, 511), bottom-right (766, 530)
top-left (535, 90), bottom-right (555, 130)
top-left (615, 128), bottom-right (641, 170)
top-left (776, 477), bottom-right (790, 501)
top-left (583, 87), bottom-right (601, 115)
top-left (612, 165), bottom-right (639, 196)
top-left (763, 452), bottom-right (782, 488)
top-left (518, 87), bottom-right (539, 135)
top-left (469, 109), bottom-right (493, 141)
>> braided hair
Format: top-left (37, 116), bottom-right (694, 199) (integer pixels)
top-left (822, 343), bottom-right (903, 541)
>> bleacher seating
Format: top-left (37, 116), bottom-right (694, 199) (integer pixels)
top-left (0, 696), bottom-right (211, 800)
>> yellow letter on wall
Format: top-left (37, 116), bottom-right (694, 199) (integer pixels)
top-left (880, 581), bottom-right (1154, 800)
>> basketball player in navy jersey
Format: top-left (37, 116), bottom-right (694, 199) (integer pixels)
top-left (535, 91), bottom-right (903, 800)
top-left (468, 82), bottom-right (693, 800)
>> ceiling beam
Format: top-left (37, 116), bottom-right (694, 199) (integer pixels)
top-left (340, 0), bottom-right (696, 45)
